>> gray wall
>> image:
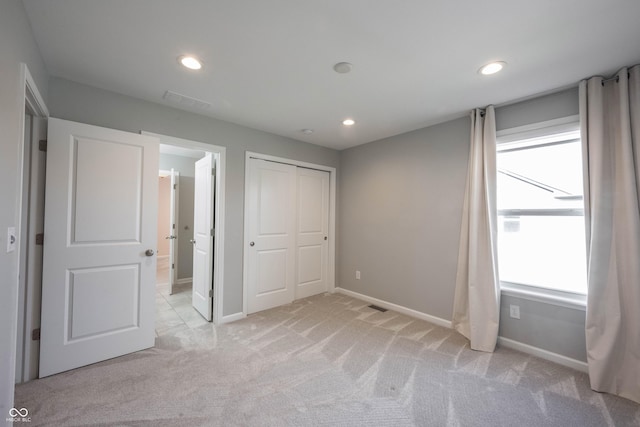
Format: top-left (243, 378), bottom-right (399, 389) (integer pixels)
top-left (47, 77), bottom-right (340, 316)
top-left (496, 87), bottom-right (579, 131)
top-left (339, 117), bottom-right (470, 320)
top-left (0, 0), bottom-right (49, 420)
top-left (159, 153), bottom-right (198, 280)
top-left (500, 295), bottom-right (586, 362)
top-left (338, 87), bottom-right (587, 362)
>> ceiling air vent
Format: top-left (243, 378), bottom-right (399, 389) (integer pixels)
top-left (163, 90), bottom-right (211, 110)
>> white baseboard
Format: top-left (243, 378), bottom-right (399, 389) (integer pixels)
top-left (334, 287), bottom-right (452, 329)
top-left (334, 287), bottom-right (588, 373)
top-left (221, 312), bottom-right (245, 324)
top-left (497, 337), bottom-right (588, 373)
top-left (176, 277), bottom-right (192, 285)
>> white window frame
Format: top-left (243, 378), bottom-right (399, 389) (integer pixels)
top-left (496, 115), bottom-right (586, 310)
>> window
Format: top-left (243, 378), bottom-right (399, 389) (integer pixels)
top-left (496, 120), bottom-right (587, 295)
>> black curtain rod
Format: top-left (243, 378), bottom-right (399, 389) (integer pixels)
top-left (601, 71), bottom-right (631, 85)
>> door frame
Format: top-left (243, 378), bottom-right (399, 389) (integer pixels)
top-left (143, 132), bottom-right (226, 325)
top-left (15, 63), bottom-right (49, 384)
top-left (242, 152), bottom-right (336, 318)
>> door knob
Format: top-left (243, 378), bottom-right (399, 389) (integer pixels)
top-left (190, 239), bottom-right (196, 244)
top-left (250, 241), bottom-right (255, 246)
top-left (145, 249), bottom-right (155, 256)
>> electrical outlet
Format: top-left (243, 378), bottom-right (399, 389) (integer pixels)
top-left (356, 270), bottom-right (361, 280)
top-left (510, 304), bottom-right (520, 319)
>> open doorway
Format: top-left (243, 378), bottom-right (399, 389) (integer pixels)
top-left (144, 132), bottom-right (226, 327)
top-left (155, 146), bottom-right (207, 331)
top-left (157, 169), bottom-right (178, 291)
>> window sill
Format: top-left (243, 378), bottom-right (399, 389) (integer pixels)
top-left (500, 282), bottom-right (586, 311)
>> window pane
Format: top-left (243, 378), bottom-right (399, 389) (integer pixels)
top-left (497, 215), bottom-right (587, 294)
top-left (497, 141), bottom-right (584, 210)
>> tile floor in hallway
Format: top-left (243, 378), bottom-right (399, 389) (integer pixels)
top-left (154, 255), bottom-right (210, 335)
top-left (155, 256), bottom-right (209, 335)
top-left (155, 281), bottom-right (210, 336)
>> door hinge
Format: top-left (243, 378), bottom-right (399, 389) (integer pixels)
top-left (38, 140), bottom-right (47, 152)
top-left (173, 184), bottom-right (177, 190)
top-left (32, 328), bottom-right (41, 341)
top-left (210, 228), bottom-right (214, 237)
top-left (35, 233), bottom-right (44, 245)
top-left (172, 263), bottom-right (175, 269)
top-left (209, 289), bottom-right (213, 298)
top-left (212, 168), bottom-right (215, 175)
top-left (172, 223), bottom-right (175, 229)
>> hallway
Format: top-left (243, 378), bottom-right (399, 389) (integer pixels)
top-left (156, 257), bottom-right (208, 335)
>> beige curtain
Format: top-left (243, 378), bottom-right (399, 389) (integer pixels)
top-left (580, 64), bottom-right (640, 404)
top-left (452, 106), bottom-right (500, 352)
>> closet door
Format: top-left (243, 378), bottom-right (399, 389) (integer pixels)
top-left (296, 168), bottom-right (330, 299)
top-left (246, 159), bottom-right (297, 314)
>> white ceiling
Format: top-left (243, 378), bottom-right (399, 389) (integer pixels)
top-left (22, 0), bottom-right (640, 150)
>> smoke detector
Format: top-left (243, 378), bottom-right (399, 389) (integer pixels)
top-left (333, 62), bottom-right (353, 74)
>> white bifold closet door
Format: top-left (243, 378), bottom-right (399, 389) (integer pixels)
top-left (246, 158), bottom-right (329, 314)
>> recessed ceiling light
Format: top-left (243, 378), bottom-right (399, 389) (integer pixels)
top-left (479, 61), bottom-right (506, 75)
top-left (334, 62), bottom-right (353, 74)
top-left (179, 55), bottom-right (202, 70)
top-left (342, 119), bottom-right (355, 126)
top-left (301, 129), bottom-right (314, 135)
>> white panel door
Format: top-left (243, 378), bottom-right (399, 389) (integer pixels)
top-left (40, 118), bottom-right (158, 377)
top-left (192, 154), bottom-right (214, 321)
top-left (168, 169), bottom-right (179, 294)
top-left (247, 159), bottom-right (296, 314)
top-left (296, 168), bottom-right (330, 299)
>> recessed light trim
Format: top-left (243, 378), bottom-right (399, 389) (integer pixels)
top-left (479, 61), bottom-right (506, 75)
top-left (179, 55), bottom-right (203, 70)
top-left (342, 119), bottom-right (355, 126)
top-left (301, 129), bottom-right (314, 135)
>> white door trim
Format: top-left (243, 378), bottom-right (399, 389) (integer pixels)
top-left (15, 63), bottom-right (49, 385)
top-left (22, 64), bottom-right (49, 118)
top-left (242, 151), bottom-right (336, 318)
top-left (142, 132), bottom-right (226, 325)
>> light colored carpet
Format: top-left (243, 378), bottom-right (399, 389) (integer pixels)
top-left (15, 293), bottom-right (640, 426)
